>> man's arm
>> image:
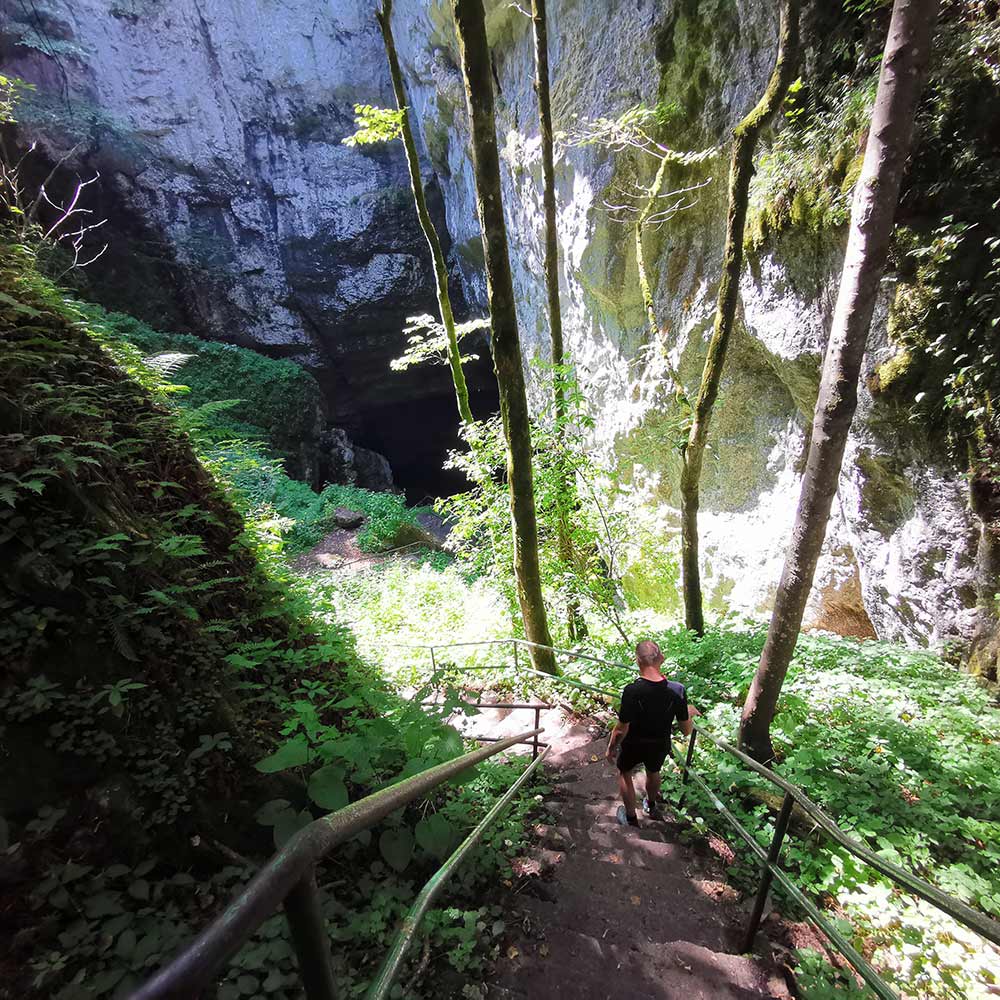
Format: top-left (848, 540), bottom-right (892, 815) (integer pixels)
top-left (677, 705), bottom-right (701, 738)
top-left (606, 721), bottom-right (629, 760)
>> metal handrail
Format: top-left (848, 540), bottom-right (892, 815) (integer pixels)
top-left (395, 636), bottom-right (1000, 996)
top-left (695, 728), bottom-right (1000, 947)
top-left (366, 745), bottom-right (552, 1000)
top-left (134, 728), bottom-right (542, 1000)
top-left (390, 634), bottom-right (632, 673)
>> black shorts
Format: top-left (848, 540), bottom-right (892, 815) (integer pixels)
top-left (617, 738), bottom-right (669, 774)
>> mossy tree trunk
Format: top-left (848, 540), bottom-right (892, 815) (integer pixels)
top-left (740, 0), bottom-right (939, 762)
top-left (636, 154), bottom-right (673, 344)
top-left (453, 0), bottom-right (557, 674)
top-left (679, 0), bottom-right (800, 637)
top-left (377, 0), bottom-right (473, 427)
top-left (531, 0), bottom-right (582, 641)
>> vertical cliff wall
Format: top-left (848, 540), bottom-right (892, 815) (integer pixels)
top-left (0, 0), bottom-right (498, 496)
top-left (2, 0), bottom-right (994, 659)
top-left (391, 0), bottom-right (993, 656)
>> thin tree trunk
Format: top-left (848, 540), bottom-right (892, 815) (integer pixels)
top-left (740, 0), bottom-right (939, 762)
top-left (377, 0), bottom-right (473, 427)
top-left (453, 0), bottom-right (557, 674)
top-left (680, 0), bottom-right (800, 637)
top-left (531, 0), bottom-right (581, 641)
top-left (636, 154), bottom-right (672, 344)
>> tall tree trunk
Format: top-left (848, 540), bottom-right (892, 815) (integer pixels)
top-left (377, 0), bottom-right (473, 427)
top-left (740, 0), bottom-right (939, 762)
top-left (531, 0), bottom-right (581, 641)
top-left (453, 0), bottom-right (557, 674)
top-left (680, 0), bottom-right (800, 637)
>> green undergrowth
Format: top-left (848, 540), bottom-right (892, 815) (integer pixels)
top-left (747, 2), bottom-right (1000, 489)
top-left (78, 304), bottom-right (323, 470)
top-left (507, 622), bottom-right (1000, 999)
top-left (0, 239), bottom-right (542, 999)
top-left (204, 440), bottom-right (421, 556)
top-left (302, 550), bottom-right (511, 679)
top-left (77, 305), bottom-right (423, 559)
top-left (342, 556), bottom-right (1000, 999)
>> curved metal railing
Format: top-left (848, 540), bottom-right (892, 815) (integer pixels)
top-left (133, 727), bottom-right (544, 1000)
top-left (135, 635), bottom-right (1000, 1000)
top-left (391, 636), bottom-right (1000, 999)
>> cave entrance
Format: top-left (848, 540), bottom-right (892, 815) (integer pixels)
top-left (351, 352), bottom-right (500, 506)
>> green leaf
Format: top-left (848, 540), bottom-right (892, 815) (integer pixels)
top-left (85, 892), bottom-right (124, 918)
top-left (128, 879), bottom-right (150, 901)
top-left (379, 827), bottom-right (414, 873)
top-left (254, 798), bottom-right (292, 826)
top-left (307, 765), bottom-right (349, 812)
top-left (255, 737), bottom-right (311, 773)
top-left (415, 813), bottom-right (459, 860)
top-left (236, 974), bottom-right (259, 995)
top-left (433, 725), bottom-right (465, 762)
top-left (273, 808), bottom-right (312, 849)
top-left (116, 927), bottom-right (137, 958)
top-left (88, 967), bottom-right (126, 995)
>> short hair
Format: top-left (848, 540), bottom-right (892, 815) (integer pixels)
top-left (635, 640), bottom-right (662, 666)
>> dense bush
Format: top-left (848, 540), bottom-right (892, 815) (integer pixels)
top-left (77, 303), bottom-right (323, 466)
top-left (203, 440), bottom-right (419, 555)
top-left (0, 238), bottom-right (539, 999)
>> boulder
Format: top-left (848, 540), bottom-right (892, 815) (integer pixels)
top-left (333, 507), bottom-right (365, 530)
top-left (353, 446), bottom-right (395, 492)
top-left (389, 518), bottom-right (446, 552)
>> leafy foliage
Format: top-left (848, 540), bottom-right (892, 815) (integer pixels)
top-left (205, 439), bottom-right (420, 555)
top-left (0, 238), bottom-right (541, 999)
top-left (543, 621), bottom-right (1000, 999)
top-left (78, 304), bottom-right (324, 468)
top-left (439, 362), bottom-right (640, 645)
top-left (746, 2), bottom-right (1000, 480)
top-left (342, 103), bottom-right (405, 147)
top-left (390, 313), bottom-right (488, 372)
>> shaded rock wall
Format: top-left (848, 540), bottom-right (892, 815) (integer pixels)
top-left (0, 0), bottom-right (498, 492)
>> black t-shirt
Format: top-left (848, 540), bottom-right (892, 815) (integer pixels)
top-left (618, 677), bottom-right (689, 743)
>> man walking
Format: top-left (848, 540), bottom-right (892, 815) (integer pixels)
top-left (606, 640), bottom-right (696, 826)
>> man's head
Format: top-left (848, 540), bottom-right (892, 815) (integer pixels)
top-left (635, 639), bottom-right (664, 671)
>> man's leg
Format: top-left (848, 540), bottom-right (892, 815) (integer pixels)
top-left (618, 769), bottom-right (639, 825)
top-left (644, 769), bottom-right (664, 819)
top-left (646, 769), bottom-right (662, 806)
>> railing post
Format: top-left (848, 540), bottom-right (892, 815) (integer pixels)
top-left (285, 868), bottom-right (337, 1000)
top-left (742, 790), bottom-right (795, 953)
top-left (677, 728), bottom-right (697, 808)
top-left (532, 706), bottom-right (541, 760)
top-left (512, 641), bottom-right (519, 672)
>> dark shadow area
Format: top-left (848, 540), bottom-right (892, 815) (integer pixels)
top-left (352, 350), bottom-right (500, 505)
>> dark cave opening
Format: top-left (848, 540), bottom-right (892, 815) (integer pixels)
top-left (351, 351), bottom-right (500, 506)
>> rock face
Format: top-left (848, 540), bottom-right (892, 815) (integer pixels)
top-left (388, 0), bottom-right (994, 655)
top-left (2, 0), bottom-right (994, 656)
top-left (0, 0), bottom-right (497, 491)
top-left (319, 427), bottom-right (396, 493)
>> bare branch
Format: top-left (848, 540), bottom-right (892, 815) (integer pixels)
top-left (27, 141), bottom-right (84, 223)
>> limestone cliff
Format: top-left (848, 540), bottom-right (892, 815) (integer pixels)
top-left (2, 0), bottom-right (994, 661)
top-left (389, 0), bottom-right (995, 660)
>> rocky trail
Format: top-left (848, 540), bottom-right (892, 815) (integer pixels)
top-left (461, 705), bottom-right (803, 1000)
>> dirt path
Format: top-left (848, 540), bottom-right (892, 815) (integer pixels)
top-left (484, 720), bottom-right (795, 999)
top-left (291, 528), bottom-right (423, 575)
